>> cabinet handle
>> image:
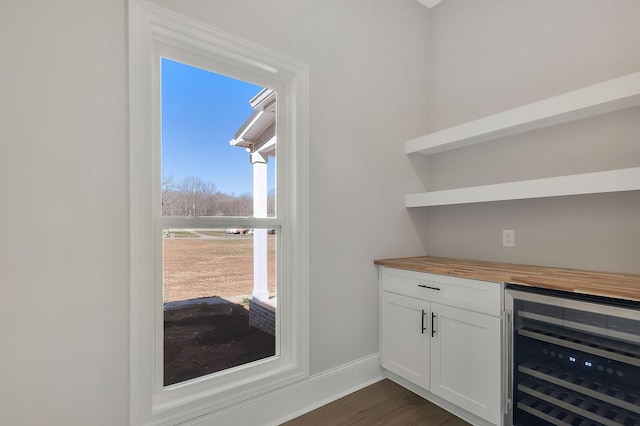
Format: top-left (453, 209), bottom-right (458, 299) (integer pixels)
top-left (418, 284), bottom-right (440, 291)
top-left (421, 309), bottom-right (426, 334)
top-left (431, 313), bottom-right (437, 337)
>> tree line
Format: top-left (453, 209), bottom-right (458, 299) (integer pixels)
top-left (162, 176), bottom-right (274, 217)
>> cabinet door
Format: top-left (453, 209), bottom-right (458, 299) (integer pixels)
top-left (430, 303), bottom-right (501, 425)
top-left (380, 291), bottom-right (430, 389)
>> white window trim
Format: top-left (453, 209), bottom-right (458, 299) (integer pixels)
top-left (129, 1), bottom-right (309, 424)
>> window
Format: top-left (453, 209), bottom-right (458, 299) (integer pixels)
top-left (129, 2), bottom-right (309, 424)
top-left (160, 61), bottom-right (278, 386)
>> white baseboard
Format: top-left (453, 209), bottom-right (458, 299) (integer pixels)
top-left (186, 353), bottom-right (384, 426)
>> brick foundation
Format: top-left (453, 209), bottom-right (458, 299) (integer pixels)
top-left (249, 298), bottom-right (276, 336)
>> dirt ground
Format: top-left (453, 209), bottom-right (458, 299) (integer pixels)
top-left (164, 302), bottom-right (275, 386)
top-left (163, 234), bottom-right (276, 302)
top-left (163, 233), bottom-right (276, 386)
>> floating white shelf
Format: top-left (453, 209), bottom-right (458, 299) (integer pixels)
top-left (405, 167), bottom-right (640, 207)
top-left (406, 71), bottom-right (640, 155)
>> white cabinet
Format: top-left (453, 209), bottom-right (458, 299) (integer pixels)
top-left (379, 266), bottom-right (503, 425)
top-left (380, 292), bottom-right (430, 389)
top-left (430, 303), bottom-right (501, 425)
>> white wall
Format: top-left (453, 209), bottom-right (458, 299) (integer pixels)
top-left (0, 0), bottom-right (429, 424)
top-left (412, 0), bottom-right (640, 273)
top-left (0, 1), bottom-right (129, 425)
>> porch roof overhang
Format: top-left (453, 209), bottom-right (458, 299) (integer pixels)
top-left (230, 88), bottom-right (276, 157)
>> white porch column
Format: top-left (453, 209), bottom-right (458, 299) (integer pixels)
top-left (251, 151), bottom-right (269, 302)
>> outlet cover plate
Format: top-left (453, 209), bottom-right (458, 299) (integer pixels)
top-left (503, 230), bottom-right (515, 247)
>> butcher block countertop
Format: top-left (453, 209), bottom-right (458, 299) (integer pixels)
top-left (374, 256), bottom-right (640, 302)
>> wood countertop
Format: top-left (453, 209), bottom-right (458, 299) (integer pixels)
top-left (374, 256), bottom-right (640, 302)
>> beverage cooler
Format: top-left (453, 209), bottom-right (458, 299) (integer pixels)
top-left (505, 285), bottom-right (640, 426)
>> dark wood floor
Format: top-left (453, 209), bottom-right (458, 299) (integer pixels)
top-left (281, 379), bottom-right (471, 426)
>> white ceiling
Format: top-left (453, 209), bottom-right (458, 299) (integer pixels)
top-left (417, 0), bottom-right (442, 9)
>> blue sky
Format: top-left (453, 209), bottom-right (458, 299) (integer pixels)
top-left (161, 58), bottom-right (271, 196)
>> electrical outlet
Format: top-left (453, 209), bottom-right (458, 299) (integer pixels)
top-left (503, 230), bottom-right (515, 247)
